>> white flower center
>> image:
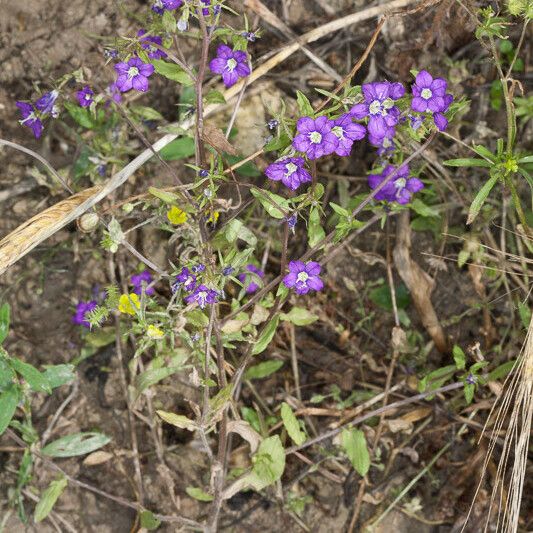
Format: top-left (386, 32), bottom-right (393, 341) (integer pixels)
top-left (395, 178), bottom-right (407, 190)
top-left (20, 113), bottom-right (36, 125)
top-left (186, 276), bottom-right (194, 286)
top-left (226, 58), bottom-right (237, 71)
top-left (369, 100), bottom-right (382, 115)
top-left (309, 131), bottom-right (322, 144)
top-left (128, 66), bottom-right (140, 78)
top-left (285, 162), bottom-right (298, 176)
top-left (421, 88), bottom-right (432, 100)
top-left (332, 125), bottom-right (344, 140)
top-left (297, 272), bottom-right (309, 283)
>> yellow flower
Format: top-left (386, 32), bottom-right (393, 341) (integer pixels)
top-left (118, 293), bottom-right (140, 315)
top-left (167, 206), bottom-right (188, 225)
top-left (208, 211), bottom-right (220, 225)
top-left (147, 325), bottom-right (165, 340)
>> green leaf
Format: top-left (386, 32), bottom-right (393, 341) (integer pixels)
top-left (250, 188), bottom-right (289, 219)
top-left (472, 145), bottom-right (497, 162)
top-left (161, 10), bottom-right (176, 33)
top-left (467, 174), bottom-right (499, 225)
top-left (157, 411), bottom-right (197, 431)
top-left (308, 207), bottom-right (325, 248)
top-left (518, 302), bottom-right (531, 329)
top-left (443, 158), bottom-right (492, 168)
top-left (84, 328), bottom-right (116, 348)
top-left (369, 284), bottom-right (410, 311)
top-left (264, 132), bottom-right (291, 153)
top-left (248, 435), bottom-right (286, 490)
top-left (452, 345), bottom-right (466, 370)
top-left (0, 303), bottom-right (10, 344)
top-left (131, 105), bottom-right (164, 121)
top-left (0, 356), bottom-right (16, 391)
top-left (159, 137), bottom-right (196, 161)
top-left (225, 155), bottom-right (261, 177)
top-left (280, 403), bottom-right (306, 446)
top-left (410, 199), bottom-right (439, 218)
top-left (34, 477), bottom-right (68, 523)
top-left (43, 365), bottom-right (76, 389)
top-left (0, 384), bottom-right (21, 436)
top-left (296, 91), bottom-right (314, 117)
top-left (135, 367), bottom-right (182, 398)
top-left (42, 432), bottom-right (111, 458)
top-left (252, 315), bottom-right (280, 355)
top-left (10, 359), bottom-right (52, 394)
top-left (64, 101), bottom-right (97, 129)
top-left (186, 487), bottom-right (214, 502)
top-left (487, 360), bottom-right (516, 381)
top-left (152, 59), bottom-right (193, 86)
top-left (205, 89), bottom-right (226, 104)
top-left (518, 155), bottom-right (533, 165)
top-left (224, 219), bottom-right (257, 246)
top-left (185, 309), bottom-right (209, 328)
top-left (341, 428), bottom-right (370, 477)
top-left (148, 186), bottom-right (180, 204)
top-left (140, 510), bottom-right (161, 530)
top-left (280, 307), bottom-right (318, 326)
top-left (464, 383), bottom-right (475, 404)
top-left (244, 360), bottom-right (284, 380)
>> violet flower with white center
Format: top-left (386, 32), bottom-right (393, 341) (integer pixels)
top-left (367, 164), bottom-right (424, 205)
top-left (238, 264), bottom-right (264, 294)
top-left (114, 57), bottom-right (155, 93)
top-left (175, 267), bottom-right (197, 292)
top-left (209, 45), bottom-right (250, 88)
top-left (185, 284), bottom-right (218, 309)
top-left (72, 300), bottom-right (98, 328)
top-left (331, 113), bottom-right (366, 157)
top-left (265, 156), bottom-right (312, 190)
top-left (349, 81), bottom-right (404, 140)
top-left (16, 101), bottom-right (43, 138)
top-left (131, 270), bottom-right (155, 296)
top-left (137, 30), bottom-right (167, 60)
top-left (292, 116), bottom-right (339, 160)
top-left (77, 86), bottom-right (94, 108)
top-left (35, 90), bottom-right (60, 117)
top-left (411, 70), bottom-right (448, 113)
top-left (283, 261), bottom-right (324, 295)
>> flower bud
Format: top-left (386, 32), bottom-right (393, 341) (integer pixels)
top-left (78, 212), bottom-right (99, 233)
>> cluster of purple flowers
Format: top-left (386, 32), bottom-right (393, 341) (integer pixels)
top-left (174, 264), bottom-right (219, 309)
top-left (16, 90), bottom-right (59, 138)
top-left (131, 269), bottom-right (155, 295)
top-left (209, 45), bottom-right (250, 88)
top-left (72, 300), bottom-right (97, 329)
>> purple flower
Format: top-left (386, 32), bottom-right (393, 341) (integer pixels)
top-left (16, 101), bottom-right (43, 138)
top-left (222, 266), bottom-right (234, 276)
top-left (408, 114), bottom-right (424, 131)
top-left (175, 267), bottom-right (197, 292)
top-left (106, 82), bottom-right (122, 104)
top-left (152, 0), bottom-right (182, 13)
top-left (201, 0), bottom-right (211, 15)
top-left (72, 300), bottom-right (98, 328)
top-left (35, 90), bottom-right (59, 117)
top-left (185, 284), bottom-right (218, 309)
top-left (77, 86), bottom-right (94, 108)
top-left (349, 82), bottom-right (404, 140)
top-left (238, 264), bottom-right (264, 294)
top-left (131, 270), bottom-right (155, 296)
top-left (368, 164), bottom-right (424, 205)
top-left (104, 49), bottom-right (119, 59)
top-left (209, 45), bottom-right (250, 88)
top-left (292, 116), bottom-right (338, 160)
top-left (193, 264), bottom-right (206, 273)
top-left (287, 214), bottom-right (297, 233)
top-left (137, 30), bottom-right (167, 60)
top-left (267, 119), bottom-right (279, 130)
top-left (265, 157), bottom-right (312, 190)
top-left (283, 261), bottom-right (324, 295)
top-left (114, 57), bottom-right (155, 93)
top-left (331, 114), bottom-right (366, 157)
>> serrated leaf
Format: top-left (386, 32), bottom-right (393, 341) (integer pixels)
top-left (341, 428), bottom-right (370, 477)
top-left (157, 411), bottom-right (197, 431)
top-left (140, 510), bottom-right (161, 530)
top-left (34, 477), bottom-right (67, 523)
top-left (10, 359), bottom-right (51, 394)
top-left (159, 137), bottom-right (196, 161)
top-left (280, 403), bottom-right (306, 446)
top-left (0, 384), bottom-right (21, 436)
top-left (252, 315), bottom-right (280, 355)
top-left (0, 303), bottom-right (10, 344)
top-left (186, 487), bottom-right (214, 502)
top-left (152, 59), bottom-right (193, 86)
top-left (467, 174), bottom-right (499, 224)
top-left (452, 345), bottom-right (466, 370)
top-left (42, 432), bottom-right (111, 457)
top-left (244, 360), bottom-right (284, 380)
top-left (280, 307), bottom-right (318, 326)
